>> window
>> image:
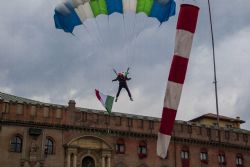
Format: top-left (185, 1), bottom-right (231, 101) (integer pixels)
top-left (218, 152), bottom-right (226, 165)
top-left (127, 118), bottom-right (133, 127)
top-left (43, 107), bottom-right (49, 118)
top-left (198, 127), bottom-right (202, 135)
top-left (3, 103), bottom-right (10, 113)
top-left (138, 141), bottom-right (147, 159)
top-left (235, 133), bottom-right (240, 141)
top-left (236, 154), bottom-right (243, 167)
top-left (16, 104), bottom-right (23, 115)
top-left (180, 146), bottom-right (189, 160)
top-left (200, 149), bottom-right (208, 164)
top-left (55, 108), bottom-right (62, 118)
top-left (95, 114), bottom-right (99, 123)
top-left (187, 125), bottom-right (192, 134)
top-left (30, 105), bottom-right (36, 116)
top-left (207, 128), bottom-right (211, 137)
top-left (225, 131), bottom-right (230, 139)
top-left (105, 115), bottom-right (110, 125)
top-left (116, 138), bottom-right (125, 154)
top-left (82, 112), bottom-right (87, 122)
top-left (243, 134), bottom-right (248, 142)
top-left (149, 121), bottom-right (154, 130)
top-left (45, 137), bottom-right (54, 155)
top-left (181, 150), bottom-right (189, 159)
top-left (115, 116), bottom-right (122, 126)
top-left (10, 135), bottom-right (22, 152)
top-left (138, 119), bottom-right (143, 129)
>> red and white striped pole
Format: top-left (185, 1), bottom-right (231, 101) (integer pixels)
top-left (157, 4), bottom-right (199, 159)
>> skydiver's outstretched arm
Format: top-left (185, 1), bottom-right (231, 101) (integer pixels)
top-left (112, 77), bottom-right (118, 82)
top-left (126, 76), bottom-right (131, 80)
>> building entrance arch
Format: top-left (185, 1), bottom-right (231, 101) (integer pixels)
top-left (65, 135), bottom-right (113, 167)
top-left (82, 156), bottom-right (95, 167)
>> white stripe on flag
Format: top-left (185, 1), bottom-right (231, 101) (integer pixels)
top-left (174, 29), bottom-right (194, 58)
top-left (157, 132), bottom-right (171, 158)
top-left (163, 81), bottom-right (183, 110)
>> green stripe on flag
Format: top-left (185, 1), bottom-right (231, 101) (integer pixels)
top-left (90, 0), bottom-right (108, 17)
top-left (136, 0), bottom-right (154, 16)
top-left (105, 95), bottom-right (114, 114)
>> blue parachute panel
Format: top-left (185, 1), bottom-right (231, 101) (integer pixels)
top-left (54, 2), bottom-right (82, 33)
top-left (150, 0), bottom-right (176, 23)
top-left (105, 0), bottom-right (123, 15)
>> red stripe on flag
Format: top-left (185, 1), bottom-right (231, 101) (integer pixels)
top-left (95, 89), bottom-right (101, 101)
top-left (177, 4), bottom-right (199, 33)
top-left (168, 55), bottom-right (189, 84)
top-left (159, 107), bottom-right (177, 135)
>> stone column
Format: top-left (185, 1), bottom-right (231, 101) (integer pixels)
top-left (102, 156), bottom-right (105, 167)
top-left (73, 154), bottom-right (77, 167)
top-left (107, 157), bottom-right (111, 167)
top-left (66, 153), bottom-right (70, 167)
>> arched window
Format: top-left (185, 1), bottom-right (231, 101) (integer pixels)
top-left (116, 138), bottom-right (125, 154)
top-left (236, 153), bottom-right (244, 167)
top-left (218, 151), bottom-right (226, 165)
top-left (137, 141), bottom-right (147, 159)
top-left (45, 137), bottom-right (54, 155)
top-left (10, 135), bottom-right (22, 152)
top-left (200, 148), bottom-right (208, 164)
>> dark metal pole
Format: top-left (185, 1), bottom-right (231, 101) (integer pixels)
top-left (173, 130), bottom-right (177, 167)
top-left (208, 0), bottom-right (220, 128)
top-left (208, 1), bottom-right (222, 167)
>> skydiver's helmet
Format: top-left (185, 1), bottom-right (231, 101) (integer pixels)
top-left (118, 72), bottom-right (125, 79)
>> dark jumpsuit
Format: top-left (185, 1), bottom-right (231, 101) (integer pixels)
top-left (112, 75), bottom-right (132, 99)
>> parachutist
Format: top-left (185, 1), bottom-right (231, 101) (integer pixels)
top-left (112, 72), bottom-right (133, 102)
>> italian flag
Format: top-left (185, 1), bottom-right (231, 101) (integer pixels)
top-left (95, 89), bottom-right (114, 114)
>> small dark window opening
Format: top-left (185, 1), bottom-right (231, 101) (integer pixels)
top-left (10, 136), bottom-right (22, 152)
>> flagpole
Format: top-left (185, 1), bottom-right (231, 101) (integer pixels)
top-left (208, 0), bottom-right (220, 129)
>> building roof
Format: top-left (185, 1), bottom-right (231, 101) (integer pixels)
top-left (189, 113), bottom-right (245, 124)
top-left (0, 91), bottom-right (64, 107)
top-left (0, 91), bottom-right (160, 121)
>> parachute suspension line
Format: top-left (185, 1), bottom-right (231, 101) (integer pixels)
top-left (81, 23), bottom-right (103, 51)
top-left (94, 19), bottom-right (105, 48)
top-left (131, 12), bottom-right (138, 41)
top-left (122, 13), bottom-right (130, 66)
top-left (106, 15), bottom-right (118, 60)
top-left (127, 13), bottom-right (138, 69)
top-left (105, 16), bottom-right (113, 57)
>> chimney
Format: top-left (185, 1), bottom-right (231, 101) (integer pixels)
top-left (68, 100), bottom-right (76, 111)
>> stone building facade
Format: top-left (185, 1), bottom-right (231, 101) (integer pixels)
top-left (0, 91), bottom-right (250, 167)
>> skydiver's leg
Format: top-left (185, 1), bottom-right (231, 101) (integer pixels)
top-left (124, 85), bottom-right (133, 101)
top-left (115, 86), bottom-right (122, 102)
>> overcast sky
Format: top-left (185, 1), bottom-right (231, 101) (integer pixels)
top-left (0, 0), bottom-right (250, 129)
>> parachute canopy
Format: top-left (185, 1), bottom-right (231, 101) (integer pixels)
top-left (54, 0), bottom-right (176, 33)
